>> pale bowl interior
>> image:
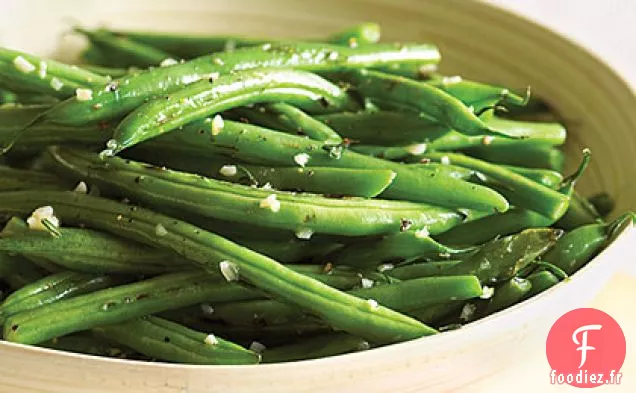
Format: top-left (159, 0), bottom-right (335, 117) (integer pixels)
top-left (0, 0), bottom-right (634, 392)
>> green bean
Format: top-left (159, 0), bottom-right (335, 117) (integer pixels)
top-left (105, 69), bottom-right (357, 155)
top-left (212, 275), bottom-right (481, 326)
top-left (74, 28), bottom-right (173, 68)
top-left (407, 301), bottom-right (464, 326)
top-left (588, 192), bottom-right (614, 218)
top-left (424, 152), bottom-right (568, 220)
top-left (463, 144), bottom-right (565, 171)
top-left (0, 252), bottom-right (46, 290)
top-left (80, 65), bottom-right (137, 79)
top-left (316, 111), bottom-right (445, 146)
top-left (261, 103), bottom-right (343, 144)
top-left (444, 228), bottom-right (562, 284)
top-left (0, 47), bottom-right (108, 97)
top-left (110, 31), bottom-right (268, 59)
top-left (315, 112), bottom-right (566, 147)
top-left (387, 260), bottom-right (463, 280)
top-left (436, 150), bottom-right (589, 245)
top-left (262, 332), bottom-right (366, 363)
top-left (170, 319), bottom-right (332, 347)
top-left (93, 316), bottom-right (260, 365)
top-left (541, 222), bottom-right (612, 275)
top-left (144, 119), bottom-right (509, 211)
top-left (0, 89), bottom-right (17, 104)
top-left (0, 226), bottom-right (188, 274)
top-left (475, 277), bottom-right (532, 319)
top-left (110, 23), bottom-right (381, 60)
top-left (46, 147), bottom-right (469, 237)
top-left (523, 270), bottom-right (560, 299)
top-left (331, 69), bottom-right (504, 137)
top-left (0, 191), bottom-right (435, 344)
top-left (35, 43), bottom-right (440, 127)
top-left (0, 165), bottom-right (70, 191)
top-left (556, 190), bottom-right (603, 230)
top-left (323, 231), bottom-right (473, 268)
top-left (234, 237), bottom-right (343, 263)
top-left (131, 152), bottom-right (397, 197)
top-left (426, 76), bottom-right (527, 112)
top-left (40, 333), bottom-right (136, 357)
top-left (499, 165), bottom-right (563, 188)
top-left (0, 271), bottom-right (125, 323)
top-left (3, 270), bottom-right (248, 344)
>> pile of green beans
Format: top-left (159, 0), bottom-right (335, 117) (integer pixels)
top-left (0, 22), bottom-right (633, 365)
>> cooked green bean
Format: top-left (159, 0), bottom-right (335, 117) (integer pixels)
top-left (0, 271), bottom-right (125, 323)
top-left (34, 43), bottom-right (440, 127)
top-left (436, 151), bottom-right (590, 245)
top-left (211, 275), bottom-right (481, 326)
top-left (74, 28), bottom-right (173, 68)
top-left (142, 119), bottom-right (509, 211)
top-left (541, 221), bottom-right (611, 275)
top-left (93, 316), bottom-right (260, 364)
top-left (46, 147), bottom-right (470, 237)
top-left (106, 68), bottom-right (357, 155)
top-left (0, 225), bottom-right (188, 274)
top-left (331, 69), bottom-right (503, 137)
top-left (262, 332), bottom-right (367, 363)
top-left (316, 112), bottom-right (565, 147)
top-left (0, 252), bottom-right (46, 290)
top-left (110, 22), bottom-right (382, 60)
top-left (0, 47), bottom-right (108, 98)
top-left (463, 144), bottom-right (565, 171)
top-left (323, 231), bottom-right (473, 268)
top-left (474, 277), bottom-right (532, 320)
top-left (261, 102), bottom-right (343, 144)
top-left (444, 228), bottom-right (562, 284)
top-left (39, 333), bottom-right (136, 357)
top-left (425, 76), bottom-right (527, 112)
top-left (387, 260), bottom-right (463, 280)
top-left (128, 147), bottom-right (397, 197)
top-left (556, 190), bottom-right (603, 230)
top-left (0, 165), bottom-right (70, 191)
top-left (523, 270), bottom-right (560, 299)
top-left (588, 192), bottom-right (614, 218)
top-left (423, 152), bottom-right (568, 220)
top-left (0, 190), bottom-right (436, 344)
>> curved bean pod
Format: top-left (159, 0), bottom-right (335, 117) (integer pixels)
top-left (0, 191), bottom-right (435, 344)
top-left (331, 69), bottom-right (505, 137)
top-left (262, 333), bottom-right (367, 363)
top-left (0, 252), bottom-right (46, 290)
top-left (444, 228), bottom-right (562, 284)
top-left (323, 231), bottom-right (473, 268)
top-left (146, 119), bottom-right (509, 211)
top-left (46, 147), bottom-right (468, 236)
top-left (93, 316), bottom-right (260, 365)
top-left (523, 270), bottom-right (560, 300)
top-left (423, 152), bottom-right (568, 220)
top-left (0, 165), bottom-right (70, 191)
top-left (106, 68), bottom-right (356, 154)
top-left (0, 226), bottom-right (189, 274)
top-left (212, 275), bottom-right (482, 326)
top-left (0, 271), bottom-right (125, 323)
top-left (261, 102), bottom-right (343, 144)
top-left (36, 43), bottom-right (440, 127)
top-left (74, 28), bottom-right (173, 68)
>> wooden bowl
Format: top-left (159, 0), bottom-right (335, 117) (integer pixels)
top-left (1, 0), bottom-right (634, 392)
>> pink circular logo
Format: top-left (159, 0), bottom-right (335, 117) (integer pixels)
top-left (546, 308), bottom-right (626, 388)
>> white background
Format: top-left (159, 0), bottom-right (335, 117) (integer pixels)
top-left (487, 0), bottom-right (636, 88)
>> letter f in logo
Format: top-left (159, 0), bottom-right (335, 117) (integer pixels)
top-left (572, 324), bottom-right (602, 368)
